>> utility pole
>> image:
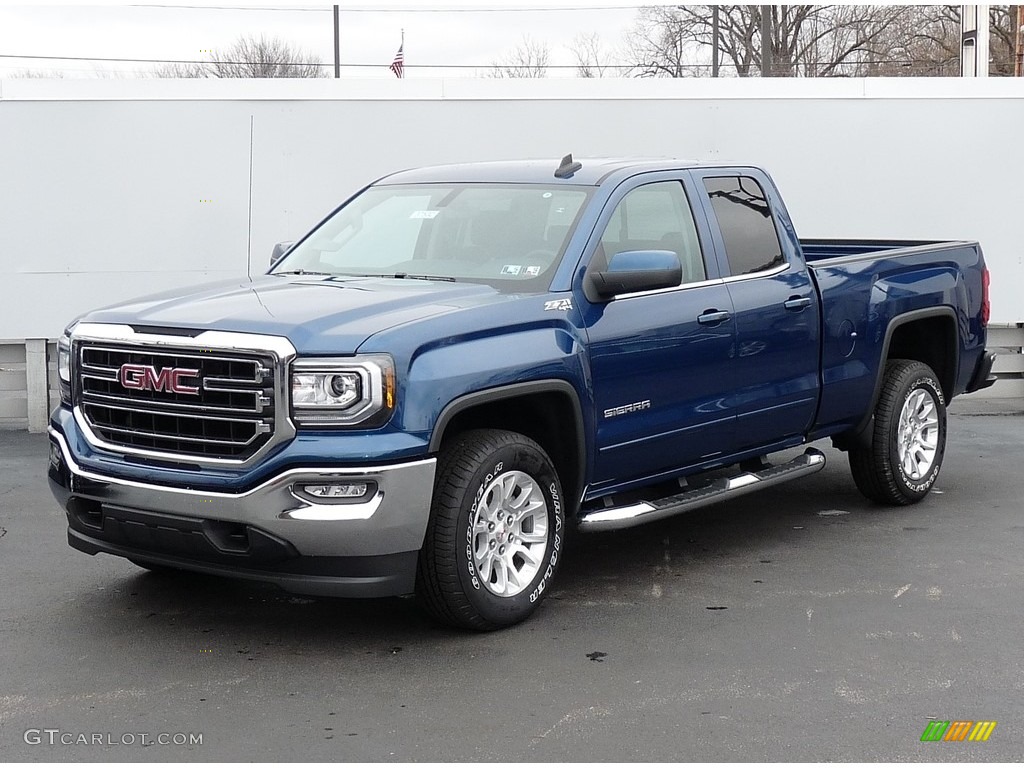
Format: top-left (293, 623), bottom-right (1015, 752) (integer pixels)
top-left (1016, 4), bottom-right (1024, 77)
top-left (960, 5), bottom-right (989, 77)
top-left (760, 5), bottom-right (772, 77)
top-left (712, 6), bottom-right (720, 77)
top-left (333, 4), bottom-right (340, 78)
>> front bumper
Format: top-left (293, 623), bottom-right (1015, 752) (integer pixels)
top-left (48, 429), bottom-right (436, 597)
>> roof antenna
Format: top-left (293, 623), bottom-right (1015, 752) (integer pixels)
top-left (554, 153), bottom-right (582, 179)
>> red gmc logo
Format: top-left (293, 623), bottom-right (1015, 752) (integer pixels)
top-left (119, 364), bottom-right (200, 395)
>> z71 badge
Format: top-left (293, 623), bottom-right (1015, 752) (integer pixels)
top-left (544, 298), bottom-right (573, 312)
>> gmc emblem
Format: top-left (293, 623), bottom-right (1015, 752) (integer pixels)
top-left (119, 364), bottom-right (200, 395)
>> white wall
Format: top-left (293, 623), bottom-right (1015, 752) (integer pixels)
top-left (2, 76), bottom-right (1023, 342)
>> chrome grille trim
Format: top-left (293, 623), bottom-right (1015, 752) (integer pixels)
top-left (70, 323), bottom-right (297, 468)
top-left (81, 346), bottom-right (263, 373)
top-left (89, 422), bottom-right (267, 447)
top-left (78, 390), bottom-right (264, 416)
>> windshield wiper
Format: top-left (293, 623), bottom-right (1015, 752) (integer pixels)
top-left (353, 273), bottom-right (458, 283)
top-left (385, 272), bottom-right (456, 280)
top-left (275, 270), bottom-right (457, 282)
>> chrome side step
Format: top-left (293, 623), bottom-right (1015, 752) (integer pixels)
top-left (577, 448), bottom-right (826, 533)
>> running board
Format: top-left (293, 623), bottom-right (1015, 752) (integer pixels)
top-left (577, 448), bottom-right (826, 533)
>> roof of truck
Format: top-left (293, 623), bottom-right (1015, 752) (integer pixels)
top-left (376, 157), bottom-right (714, 186)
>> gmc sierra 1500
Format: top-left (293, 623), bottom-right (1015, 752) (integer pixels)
top-left (48, 156), bottom-right (995, 629)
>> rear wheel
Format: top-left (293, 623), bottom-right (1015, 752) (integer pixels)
top-left (849, 359), bottom-right (947, 505)
top-left (416, 429), bottom-right (565, 630)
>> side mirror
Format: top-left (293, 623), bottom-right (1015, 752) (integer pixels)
top-left (270, 241), bottom-right (295, 267)
top-left (587, 250), bottom-right (682, 299)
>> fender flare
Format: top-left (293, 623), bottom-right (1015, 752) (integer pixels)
top-left (428, 379), bottom-right (587, 501)
top-left (840, 306), bottom-right (958, 448)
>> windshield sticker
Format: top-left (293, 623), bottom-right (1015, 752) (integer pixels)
top-left (501, 265), bottom-right (522, 276)
top-left (409, 210), bottom-right (440, 219)
top-left (524, 266), bottom-right (542, 276)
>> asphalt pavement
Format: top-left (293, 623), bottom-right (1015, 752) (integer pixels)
top-left (1, 405), bottom-right (1022, 761)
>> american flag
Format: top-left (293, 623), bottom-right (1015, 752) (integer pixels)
top-left (390, 44), bottom-right (404, 78)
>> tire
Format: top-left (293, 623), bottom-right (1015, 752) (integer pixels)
top-left (849, 359), bottom-right (947, 505)
top-left (416, 429), bottom-right (565, 631)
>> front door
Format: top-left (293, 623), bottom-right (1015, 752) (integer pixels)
top-left (580, 175), bottom-right (738, 492)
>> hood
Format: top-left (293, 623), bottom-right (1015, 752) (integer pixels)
top-left (82, 275), bottom-right (513, 354)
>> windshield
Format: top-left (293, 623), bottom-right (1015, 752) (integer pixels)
top-left (272, 183), bottom-right (592, 291)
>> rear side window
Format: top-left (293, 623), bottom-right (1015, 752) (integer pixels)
top-left (703, 176), bottom-right (784, 275)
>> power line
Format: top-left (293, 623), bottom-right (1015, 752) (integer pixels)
top-left (0, 52), bottom-right (320, 66)
top-left (0, 52), bottom-right (634, 69)
top-left (130, 4), bottom-right (329, 10)
top-left (0, 53), bottom-right (970, 77)
top-left (0, 52), bottom-right (968, 71)
top-left (131, 3), bottom-right (650, 12)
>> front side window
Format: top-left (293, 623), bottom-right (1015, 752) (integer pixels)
top-left (273, 183), bottom-right (591, 292)
top-left (597, 181), bottom-right (706, 284)
top-left (703, 176), bottom-right (785, 275)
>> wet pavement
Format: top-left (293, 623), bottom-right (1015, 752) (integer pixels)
top-left (1, 406), bottom-right (1021, 760)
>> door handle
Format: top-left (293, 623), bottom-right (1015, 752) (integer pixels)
top-left (697, 309), bottom-right (731, 326)
top-left (783, 296), bottom-right (812, 312)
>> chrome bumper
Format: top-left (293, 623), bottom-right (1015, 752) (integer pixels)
top-left (48, 428), bottom-right (436, 558)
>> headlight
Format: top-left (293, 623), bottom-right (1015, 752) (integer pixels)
top-left (291, 355), bottom-right (395, 427)
top-left (292, 372), bottom-right (362, 409)
top-left (57, 332), bottom-right (72, 405)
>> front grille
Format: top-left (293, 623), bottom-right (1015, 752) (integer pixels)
top-left (76, 343), bottom-right (276, 461)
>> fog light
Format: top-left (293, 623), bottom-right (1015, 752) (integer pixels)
top-left (49, 442), bottom-right (62, 469)
top-left (296, 482), bottom-right (375, 503)
top-left (304, 483), bottom-right (367, 498)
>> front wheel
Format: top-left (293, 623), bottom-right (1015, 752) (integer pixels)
top-left (849, 359), bottom-right (947, 505)
top-left (416, 429), bottom-right (565, 630)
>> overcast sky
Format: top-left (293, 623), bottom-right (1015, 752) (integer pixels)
top-left (0, 1), bottom-right (657, 79)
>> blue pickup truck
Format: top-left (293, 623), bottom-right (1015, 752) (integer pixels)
top-left (48, 156), bottom-right (995, 629)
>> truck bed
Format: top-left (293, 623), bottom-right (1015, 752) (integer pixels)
top-left (801, 238), bottom-right (986, 440)
top-left (800, 238), bottom-right (964, 263)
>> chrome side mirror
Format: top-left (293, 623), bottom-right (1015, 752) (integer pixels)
top-left (586, 249), bottom-right (682, 300)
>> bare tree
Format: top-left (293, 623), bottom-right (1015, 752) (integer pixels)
top-left (867, 5), bottom-right (1017, 77)
top-left (9, 69), bottom-right (66, 78)
top-left (489, 36), bottom-right (550, 78)
top-left (209, 35), bottom-right (326, 78)
top-left (628, 5), bottom-right (910, 77)
top-left (988, 5), bottom-right (1018, 75)
top-left (626, 7), bottom-right (707, 77)
top-left (152, 35), bottom-right (326, 78)
top-left (570, 32), bottom-right (612, 78)
top-left (628, 4), bottom-right (1019, 78)
top-left (152, 62), bottom-right (208, 78)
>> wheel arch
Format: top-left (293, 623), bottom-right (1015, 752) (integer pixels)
top-left (836, 307), bottom-right (958, 451)
top-left (883, 308), bottom-right (959, 401)
top-left (429, 380), bottom-right (586, 510)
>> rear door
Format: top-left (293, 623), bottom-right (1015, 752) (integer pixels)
top-left (689, 168), bottom-right (820, 450)
top-left (579, 173), bottom-right (737, 491)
